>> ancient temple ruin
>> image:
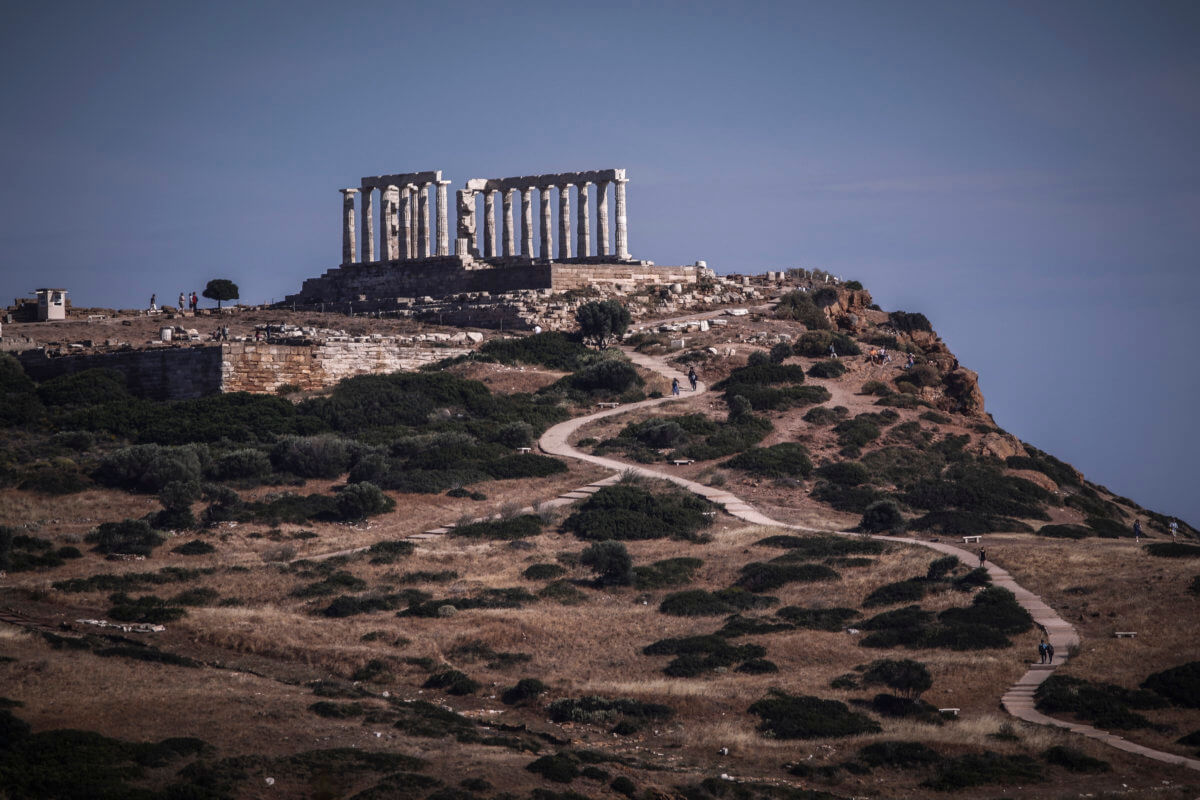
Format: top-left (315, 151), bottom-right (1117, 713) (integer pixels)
top-left (285, 168), bottom-right (698, 310)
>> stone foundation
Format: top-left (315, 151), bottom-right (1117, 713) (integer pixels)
top-left (17, 340), bottom-right (471, 400)
top-left (283, 260), bottom-right (698, 310)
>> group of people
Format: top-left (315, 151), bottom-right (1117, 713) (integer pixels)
top-left (1038, 640), bottom-right (1056, 664)
top-left (670, 366), bottom-right (700, 396)
top-left (148, 292), bottom-right (199, 313)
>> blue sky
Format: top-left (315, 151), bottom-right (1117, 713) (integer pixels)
top-left (2, 0), bottom-right (1197, 523)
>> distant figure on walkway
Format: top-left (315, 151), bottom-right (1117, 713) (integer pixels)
top-left (1046, 642), bottom-right (1055, 663)
top-left (1038, 641), bottom-right (1047, 664)
top-left (671, 377), bottom-right (680, 396)
top-left (906, 353), bottom-right (915, 369)
top-left (829, 344), bottom-right (837, 359)
top-left (978, 548), bottom-right (986, 567)
top-left (178, 292), bottom-right (185, 312)
top-left (149, 293), bottom-right (157, 311)
top-left (1134, 520), bottom-right (1142, 542)
top-left (1170, 519), bottom-right (1179, 540)
top-left (688, 367), bottom-right (698, 391)
top-left (190, 291), bottom-right (198, 312)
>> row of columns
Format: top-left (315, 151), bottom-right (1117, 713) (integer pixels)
top-left (341, 181), bottom-right (452, 266)
top-left (463, 180), bottom-right (628, 261)
top-left (343, 177), bottom-right (629, 265)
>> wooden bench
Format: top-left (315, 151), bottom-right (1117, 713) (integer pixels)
top-left (516, 447), bottom-right (531, 454)
top-left (1114, 631), bottom-right (1137, 638)
top-left (596, 402), bottom-right (620, 408)
top-left (87, 314), bottom-right (108, 322)
top-left (938, 708), bottom-right (960, 717)
top-left (672, 459), bottom-right (695, 466)
top-left (961, 535), bottom-right (982, 544)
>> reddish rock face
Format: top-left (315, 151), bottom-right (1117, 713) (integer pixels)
top-left (942, 368), bottom-right (987, 417)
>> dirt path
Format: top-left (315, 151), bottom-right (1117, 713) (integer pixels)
top-left (538, 347), bottom-right (1200, 772)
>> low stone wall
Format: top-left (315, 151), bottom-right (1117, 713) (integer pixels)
top-left (221, 341), bottom-right (470, 394)
top-left (17, 341), bottom-right (472, 400)
top-left (17, 345), bottom-right (224, 400)
top-left (550, 263), bottom-right (698, 291)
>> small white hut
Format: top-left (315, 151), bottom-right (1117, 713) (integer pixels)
top-left (36, 288), bottom-right (68, 321)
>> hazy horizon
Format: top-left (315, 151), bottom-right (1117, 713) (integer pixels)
top-left (2, 0), bottom-right (1197, 524)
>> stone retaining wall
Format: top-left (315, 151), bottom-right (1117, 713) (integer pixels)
top-left (17, 341), bottom-right (471, 400)
top-left (221, 341), bottom-right (470, 394)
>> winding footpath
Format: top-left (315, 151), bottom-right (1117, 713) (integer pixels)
top-left (538, 348), bottom-right (1200, 772)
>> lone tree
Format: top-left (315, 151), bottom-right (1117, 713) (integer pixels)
top-left (575, 299), bottom-right (631, 348)
top-left (203, 279), bottom-right (239, 309)
top-left (580, 540), bottom-right (634, 586)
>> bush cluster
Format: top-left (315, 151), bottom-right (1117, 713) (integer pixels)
top-left (860, 587), bottom-right (1029, 651)
top-left (735, 561), bottom-right (840, 592)
top-left (793, 330), bottom-right (861, 358)
top-left (807, 360), bottom-right (847, 379)
top-left (723, 443), bottom-right (812, 478)
top-left (633, 556), bottom-right (702, 589)
top-left (1034, 674), bottom-right (1167, 729)
top-left (1140, 661), bottom-right (1200, 708)
top-left (658, 588), bottom-right (773, 617)
top-left (545, 696), bottom-right (673, 726)
top-left (86, 520), bottom-right (164, 557)
top-left (748, 690), bottom-right (881, 739)
top-left (774, 291), bottom-right (830, 329)
top-left (563, 484), bottom-right (714, 541)
top-left (452, 515), bottom-right (542, 540)
top-left (481, 331), bottom-right (593, 371)
top-left (644, 635), bottom-right (767, 677)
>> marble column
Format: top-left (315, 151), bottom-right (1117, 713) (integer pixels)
top-left (539, 187), bottom-right (553, 260)
top-left (577, 182), bottom-right (591, 258)
top-left (400, 186), bottom-right (413, 260)
top-left (502, 189), bottom-right (515, 257)
top-left (340, 188), bottom-right (358, 265)
top-left (361, 188), bottom-right (376, 263)
top-left (384, 185), bottom-right (400, 261)
top-left (483, 191), bottom-right (496, 258)
top-left (596, 180), bottom-right (611, 256)
top-left (521, 188), bottom-right (535, 257)
top-left (417, 184), bottom-right (430, 258)
top-left (455, 189), bottom-right (476, 257)
top-left (558, 184), bottom-right (573, 260)
top-left (436, 180), bottom-right (451, 256)
top-left (614, 178), bottom-right (629, 260)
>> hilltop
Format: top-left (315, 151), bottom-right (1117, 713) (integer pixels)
top-left (0, 274), bottom-right (1197, 800)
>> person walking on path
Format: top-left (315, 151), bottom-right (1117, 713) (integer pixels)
top-left (1038, 641), bottom-right (1047, 664)
top-left (1134, 520), bottom-right (1142, 542)
top-left (829, 344), bottom-right (838, 359)
top-left (149, 293), bottom-right (157, 311)
top-left (1046, 642), bottom-right (1055, 663)
top-left (671, 377), bottom-right (680, 396)
top-left (190, 291), bottom-right (198, 312)
top-left (1170, 519), bottom-right (1179, 540)
top-left (687, 367), bottom-right (698, 391)
top-left (178, 292), bottom-right (185, 312)
top-left (979, 548), bottom-right (986, 567)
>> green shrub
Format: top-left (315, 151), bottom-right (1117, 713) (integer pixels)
top-left (95, 443), bottom-right (207, 492)
top-left (715, 363), bottom-right (807, 390)
top-left (16, 458), bottom-right (91, 495)
top-left (861, 658), bottom-right (932, 698)
top-left (524, 563), bottom-right (566, 581)
top-left (452, 515), bottom-right (542, 540)
top-left (857, 740), bottom-right (942, 768)
top-left (484, 453), bottom-right (567, 480)
top-left (309, 701), bottom-right (364, 718)
top-left (835, 417), bottom-right (882, 451)
top-left (803, 405), bottom-right (849, 425)
top-left (677, 414), bottom-right (773, 460)
top-left (1041, 745), bottom-right (1110, 773)
top-left (563, 484), bottom-right (714, 541)
top-left (50, 430), bottom-right (95, 451)
top-left (861, 499), bottom-right (903, 533)
top-left (769, 342), bottom-right (793, 363)
top-left (647, 635), bottom-right (767, 677)
top-left (808, 360), bottom-right (847, 379)
top-left (815, 461), bottom-right (869, 486)
top-left (908, 510), bottom-right (1031, 535)
top-left (748, 691), bottom-right (881, 739)
top-left (735, 561), bottom-right (839, 592)
top-left (424, 670), bottom-right (480, 696)
top-left (736, 658), bottom-right (779, 674)
top-left (560, 359), bottom-right (642, 397)
top-left (1188, 575), bottom-right (1200, 597)
top-left (212, 448), bottom-right (272, 481)
top-left (889, 311), bottom-right (932, 333)
top-left (633, 556), bottom-right (702, 589)
top-left (1145, 542), bottom-right (1200, 558)
top-left (335, 482), bottom-right (394, 521)
top-left (1141, 661), bottom-right (1200, 708)
top-left (545, 696), bottom-right (672, 725)
top-left (1006, 446), bottom-right (1080, 488)
top-left (723, 443), bottom-right (812, 478)
top-left (576, 299), bottom-right (631, 347)
top-left (37, 368), bottom-right (133, 407)
top-left (270, 435), bottom-right (353, 478)
top-left (755, 533), bottom-right (889, 558)
top-left (938, 587), bottom-right (1033, 635)
top-left (774, 291), bottom-right (830, 329)
top-left (776, 606), bottom-right (858, 631)
top-left (920, 411), bottom-right (951, 424)
top-left (86, 520), bottom-right (164, 556)
top-left (539, 580), bottom-right (586, 605)
top-left (610, 776), bottom-right (637, 796)
top-left (107, 593), bottom-right (186, 624)
top-left (1036, 524), bottom-right (1091, 539)
top-left (659, 589), bottom-right (736, 616)
top-left (792, 330), bottom-right (860, 357)
top-left (904, 463), bottom-right (1051, 520)
top-left (171, 540), bottom-right (215, 556)
top-left (923, 751), bottom-right (1043, 790)
top-left (482, 331), bottom-right (593, 370)
top-left (863, 579), bottom-right (928, 607)
top-left (1034, 674), bottom-right (1165, 729)
top-left (580, 540), bottom-right (634, 586)
top-left (501, 678), bottom-right (547, 705)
